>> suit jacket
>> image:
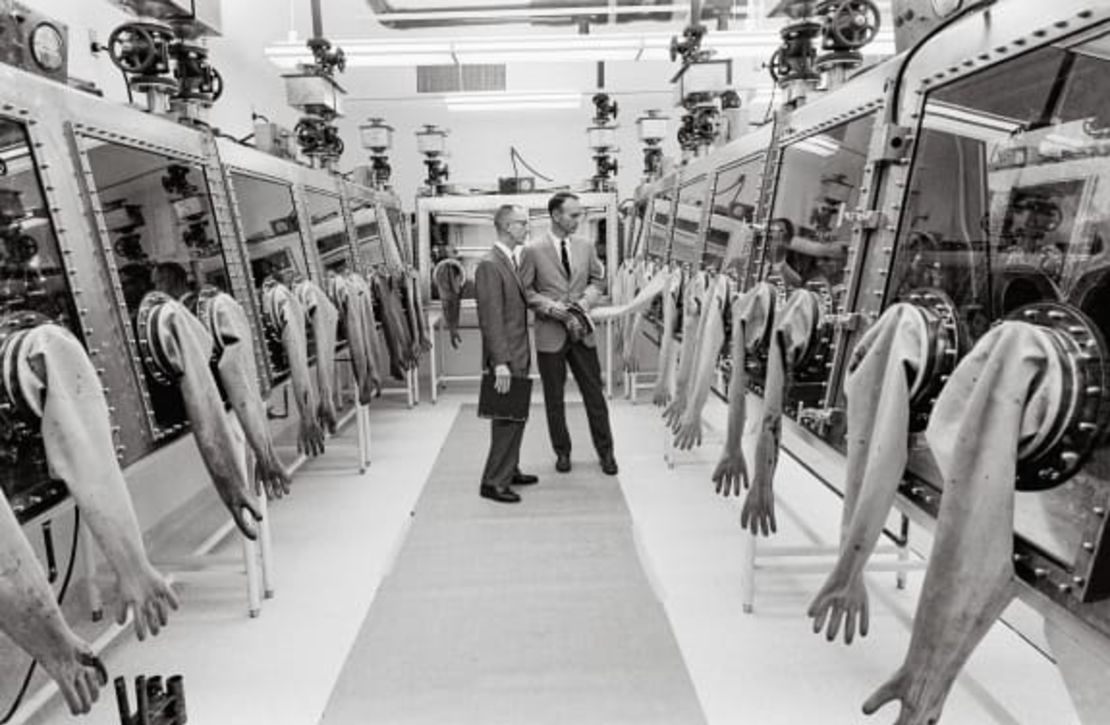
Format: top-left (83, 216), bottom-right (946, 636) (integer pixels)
top-left (519, 230), bottom-right (606, 353)
top-left (475, 248), bottom-right (531, 376)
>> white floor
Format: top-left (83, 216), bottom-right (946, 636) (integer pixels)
top-left (28, 388), bottom-right (1079, 725)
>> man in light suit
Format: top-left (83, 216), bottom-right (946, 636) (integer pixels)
top-left (476, 205), bottom-right (538, 503)
top-left (520, 192), bottom-right (618, 476)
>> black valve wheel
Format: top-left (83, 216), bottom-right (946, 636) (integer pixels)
top-left (107, 22), bottom-right (166, 75)
top-left (1008, 302), bottom-right (1110, 491)
top-left (209, 67), bottom-right (224, 101)
top-left (828, 0), bottom-right (881, 49)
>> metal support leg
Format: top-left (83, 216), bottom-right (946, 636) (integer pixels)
top-left (605, 319), bottom-right (614, 400)
top-left (428, 312), bottom-right (438, 404)
top-left (357, 403), bottom-right (369, 473)
top-left (80, 523), bottom-right (103, 622)
top-left (258, 493), bottom-right (274, 599)
top-left (240, 533), bottom-right (262, 618)
top-left (896, 514), bottom-right (910, 590)
top-left (740, 530), bottom-right (757, 614)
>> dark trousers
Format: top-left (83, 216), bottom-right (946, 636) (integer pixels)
top-left (481, 418), bottom-right (525, 489)
top-left (536, 340), bottom-right (613, 460)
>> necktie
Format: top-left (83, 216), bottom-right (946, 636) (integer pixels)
top-left (560, 238), bottom-right (571, 278)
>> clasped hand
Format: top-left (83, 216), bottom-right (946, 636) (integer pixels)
top-left (494, 364), bottom-right (512, 394)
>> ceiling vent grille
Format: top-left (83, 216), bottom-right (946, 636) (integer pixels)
top-left (417, 64), bottom-right (506, 93)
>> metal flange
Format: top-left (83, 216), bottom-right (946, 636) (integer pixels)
top-left (901, 287), bottom-right (962, 432)
top-left (1009, 302), bottom-right (1110, 491)
top-left (135, 291), bottom-right (179, 387)
top-left (0, 311), bottom-right (53, 424)
top-left (793, 281), bottom-right (835, 378)
top-left (182, 285), bottom-right (224, 363)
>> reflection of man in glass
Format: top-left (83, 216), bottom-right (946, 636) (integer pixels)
top-left (153, 261), bottom-right (193, 300)
top-left (118, 263), bottom-right (154, 312)
top-left (1001, 194), bottom-right (1065, 277)
top-left (766, 218), bottom-right (803, 288)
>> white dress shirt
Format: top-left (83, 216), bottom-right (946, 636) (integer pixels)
top-left (494, 241), bottom-right (519, 268)
top-left (548, 228), bottom-right (571, 269)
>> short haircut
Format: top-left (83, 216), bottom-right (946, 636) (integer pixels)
top-left (548, 191), bottom-right (579, 217)
top-left (155, 261), bottom-right (190, 290)
top-left (493, 204), bottom-right (520, 233)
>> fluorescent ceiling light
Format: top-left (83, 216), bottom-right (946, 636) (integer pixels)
top-left (793, 134), bottom-right (840, 157)
top-left (265, 30), bottom-right (895, 68)
top-left (445, 91), bottom-right (581, 112)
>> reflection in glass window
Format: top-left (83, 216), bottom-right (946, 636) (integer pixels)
top-left (306, 190), bottom-right (349, 274)
top-left (706, 156), bottom-right (763, 274)
top-left (628, 199), bottom-right (648, 259)
top-left (351, 196), bottom-right (385, 270)
top-left (230, 172), bottom-right (311, 289)
top-left (672, 176), bottom-right (708, 265)
top-left (887, 32), bottom-right (1110, 567)
top-left (764, 115), bottom-right (875, 309)
top-left (384, 206), bottom-right (412, 266)
top-left (85, 141), bottom-right (233, 434)
top-left (0, 120), bottom-right (79, 514)
top-left (645, 186), bottom-right (675, 260)
top-left (229, 172), bottom-right (313, 380)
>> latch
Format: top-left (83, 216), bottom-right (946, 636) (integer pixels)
top-left (798, 406), bottom-right (843, 435)
top-left (829, 311), bottom-right (863, 331)
top-left (846, 209), bottom-right (884, 232)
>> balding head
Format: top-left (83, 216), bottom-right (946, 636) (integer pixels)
top-left (494, 204), bottom-right (529, 247)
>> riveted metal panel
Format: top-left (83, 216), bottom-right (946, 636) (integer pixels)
top-left (199, 131), bottom-right (273, 397)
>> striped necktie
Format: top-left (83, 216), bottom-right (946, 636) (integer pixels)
top-left (560, 238), bottom-right (571, 278)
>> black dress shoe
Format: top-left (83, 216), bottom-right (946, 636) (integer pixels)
top-left (511, 472), bottom-right (539, 486)
top-left (600, 456), bottom-right (619, 476)
top-left (555, 454), bottom-right (571, 473)
top-left (480, 486), bottom-right (521, 503)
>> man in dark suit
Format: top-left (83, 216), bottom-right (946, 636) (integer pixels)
top-left (476, 204), bottom-right (538, 503)
top-left (519, 192), bottom-right (618, 476)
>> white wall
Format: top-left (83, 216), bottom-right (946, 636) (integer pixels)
top-left (31, 0), bottom-right (779, 206)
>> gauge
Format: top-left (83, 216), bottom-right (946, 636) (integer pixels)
top-left (29, 22), bottom-right (65, 72)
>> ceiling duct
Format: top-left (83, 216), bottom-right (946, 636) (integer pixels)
top-left (363, 0), bottom-right (743, 30)
top-left (109, 0), bottom-right (221, 37)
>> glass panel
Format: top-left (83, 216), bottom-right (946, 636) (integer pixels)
top-left (84, 140), bottom-right (233, 436)
top-left (763, 114), bottom-right (874, 308)
top-left (229, 172), bottom-right (312, 379)
top-left (628, 198), bottom-right (648, 259)
top-left (351, 195), bottom-right (385, 270)
top-left (306, 190), bottom-right (349, 274)
top-left (705, 156), bottom-right (763, 274)
top-left (671, 175), bottom-right (708, 265)
top-left (645, 186), bottom-right (675, 260)
top-left (0, 119), bottom-right (79, 517)
top-left (385, 206), bottom-right (412, 266)
top-left (888, 32), bottom-right (1110, 567)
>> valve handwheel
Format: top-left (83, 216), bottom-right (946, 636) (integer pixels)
top-left (768, 48), bottom-right (790, 83)
top-left (107, 23), bottom-right (161, 75)
top-left (828, 0), bottom-right (880, 49)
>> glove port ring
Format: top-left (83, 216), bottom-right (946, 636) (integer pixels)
top-left (1008, 302), bottom-right (1110, 491)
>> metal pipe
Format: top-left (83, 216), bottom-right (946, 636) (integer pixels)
top-left (310, 0), bottom-right (323, 40)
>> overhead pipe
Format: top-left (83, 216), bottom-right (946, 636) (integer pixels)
top-left (362, 0), bottom-right (733, 30)
top-left (311, 0), bottom-right (324, 40)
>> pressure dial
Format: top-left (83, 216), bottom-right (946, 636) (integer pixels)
top-left (29, 22), bottom-right (65, 72)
